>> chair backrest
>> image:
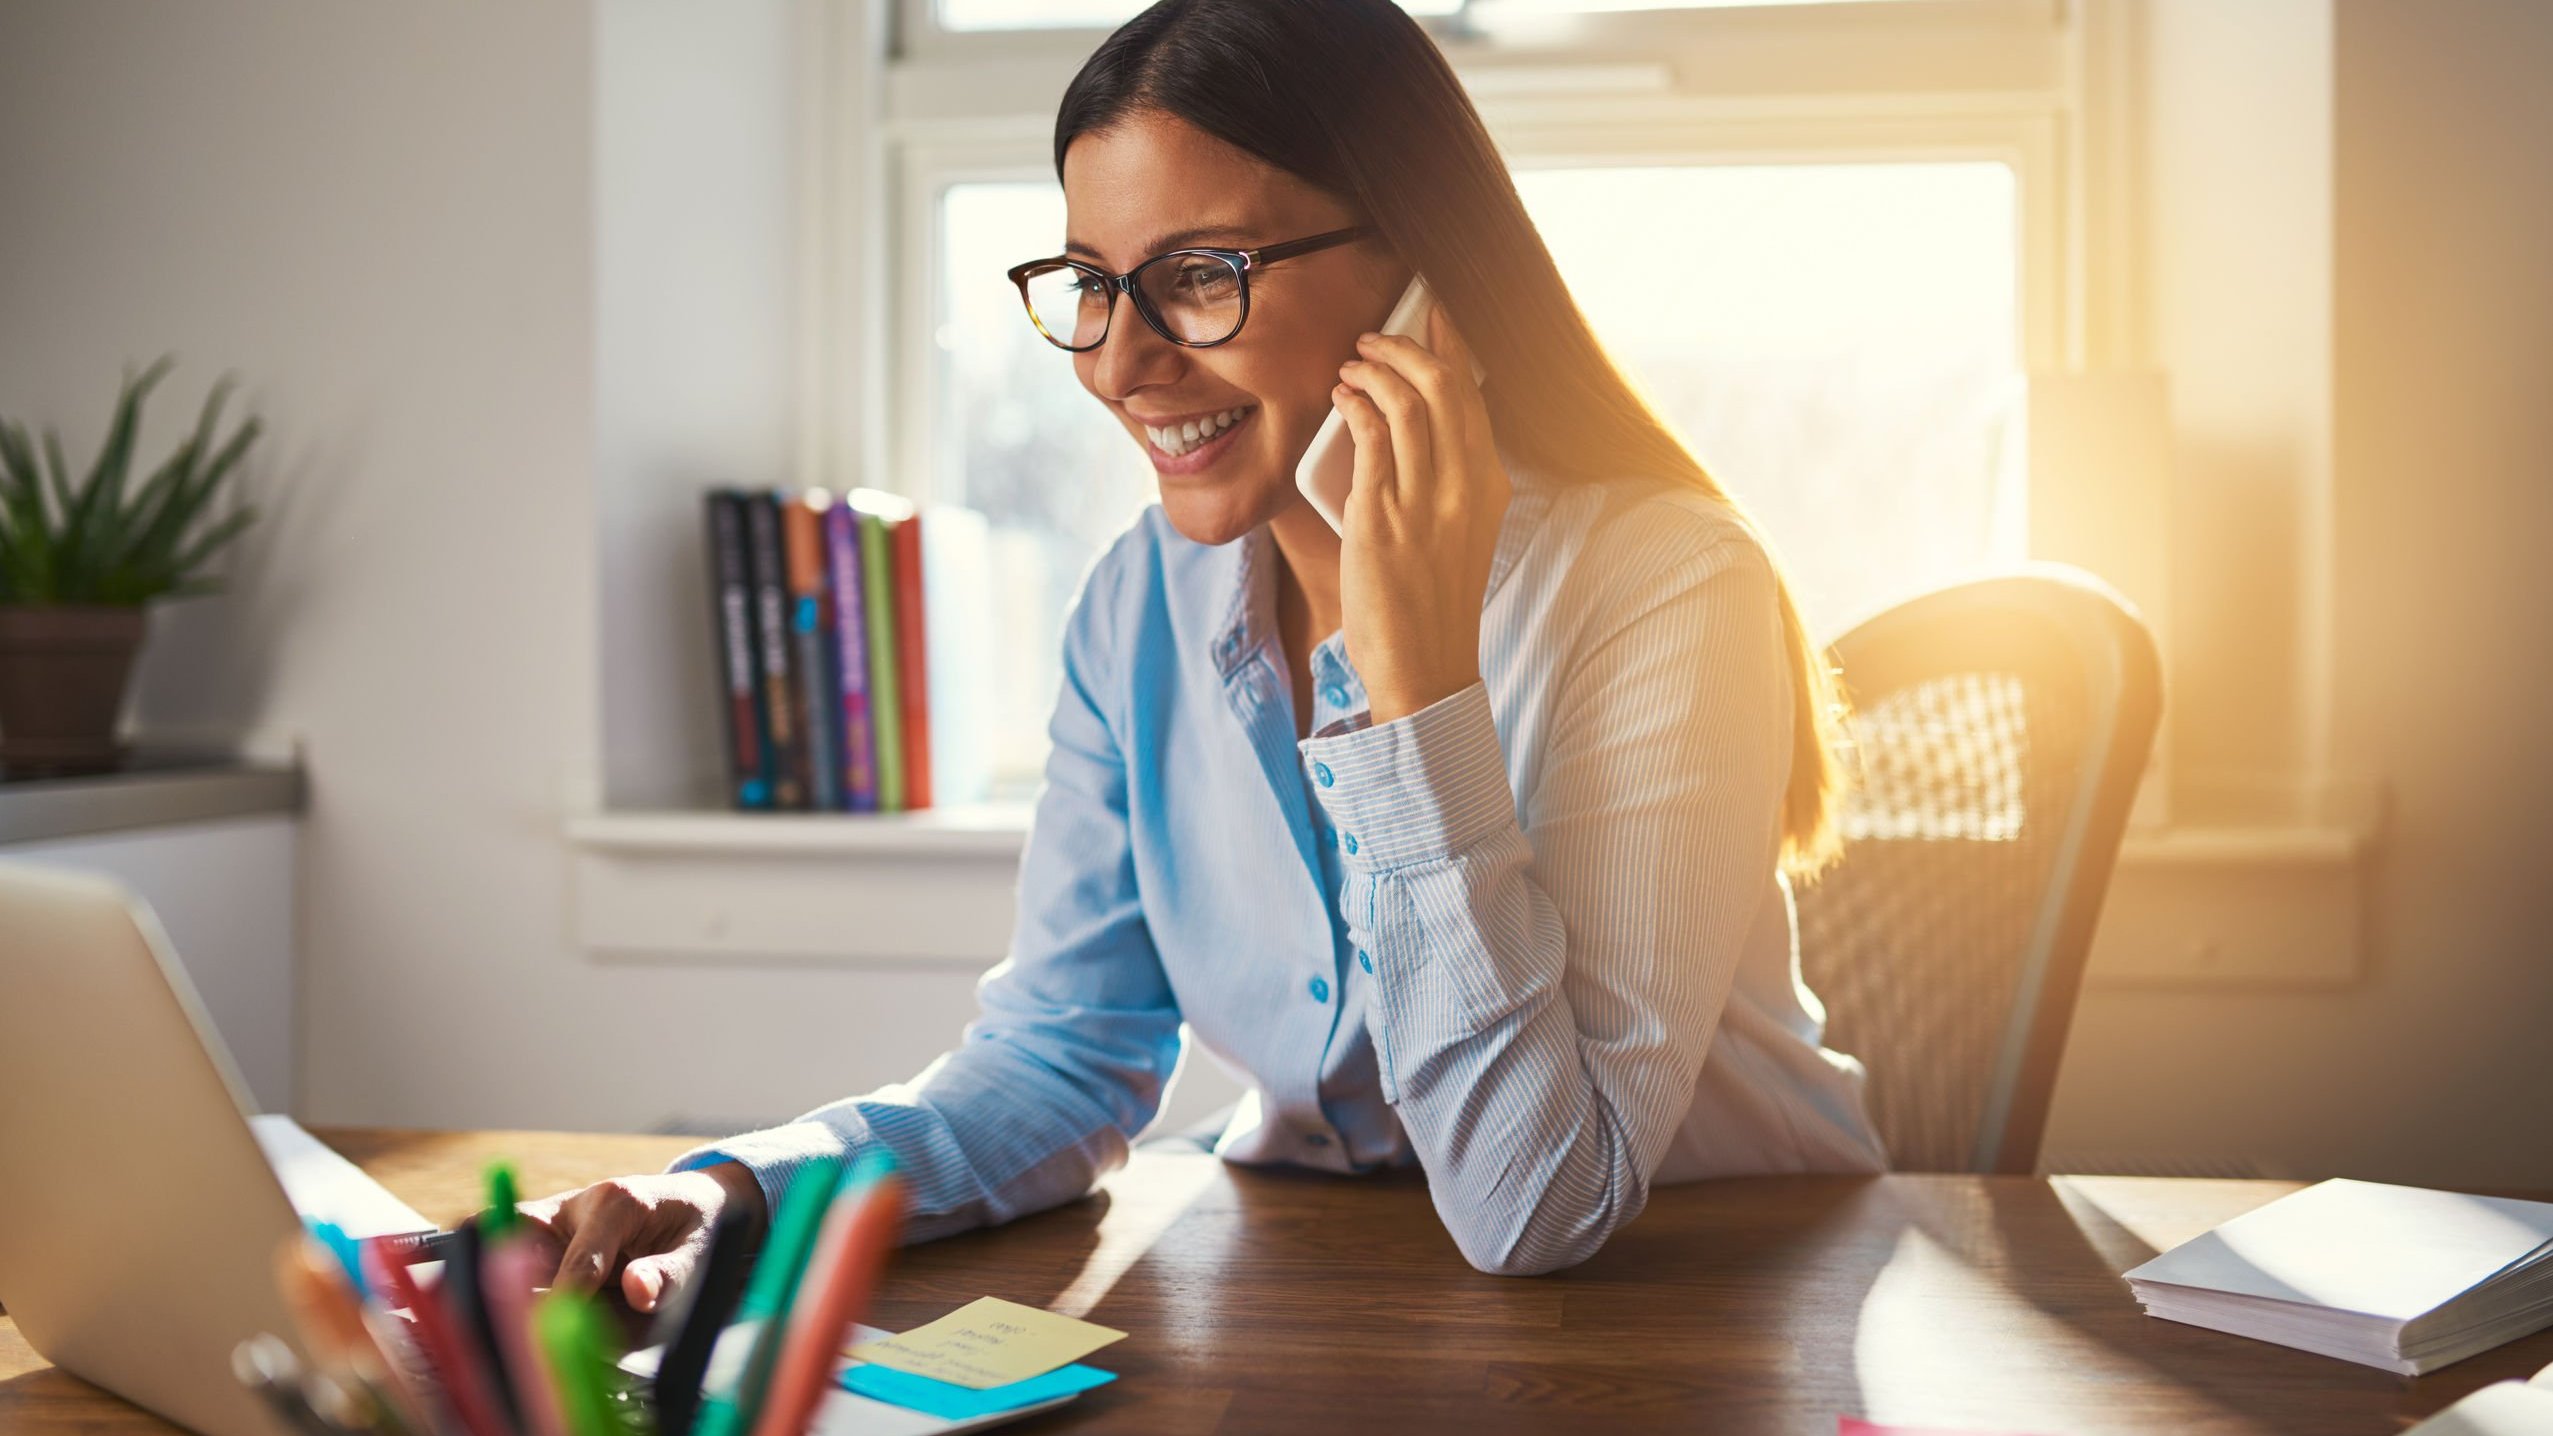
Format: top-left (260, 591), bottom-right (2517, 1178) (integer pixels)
top-left (1794, 566), bottom-right (2161, 1175)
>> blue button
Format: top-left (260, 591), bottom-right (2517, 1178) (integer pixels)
top-left (1308, 976), bottom-right (1330, 1003)
top-left (1342, 833), bottom-right (1359, 855)
top-left (1357, 949), bottom-right (1373, 973)
top-left (1305, 1132), bottom-right (1331, 1148)
top-left (1313, 762), bottom-right (1333, 788)
top-left (1320, 683), bottom-right (1348, 708)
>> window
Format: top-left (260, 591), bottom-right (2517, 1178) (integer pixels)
top-left (934, 161), bottom-right (2021, 791)
top-left (875, 0), bottom-right (2083, 798)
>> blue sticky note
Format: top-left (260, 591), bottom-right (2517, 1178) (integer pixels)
top-left (838, 1361), bottom-right (1116, 1420)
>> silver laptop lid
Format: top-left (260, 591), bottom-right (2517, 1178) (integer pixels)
top-left (0, 862), bottom-right (306, 1436)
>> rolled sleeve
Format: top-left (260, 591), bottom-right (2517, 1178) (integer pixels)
top-left (1298, 682), bottom-right (1514, 869)
top-left (669, 1116), bottom-right (872, 1225)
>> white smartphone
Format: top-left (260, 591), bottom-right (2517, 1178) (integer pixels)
top-left (1294, 276), bottom-right (1487, 534)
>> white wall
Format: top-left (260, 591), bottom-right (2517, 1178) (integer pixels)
top-left (1, 816), bottom-right (298, 1112)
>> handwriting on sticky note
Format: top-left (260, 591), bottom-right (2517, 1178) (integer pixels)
top-left (851, 1297), bottom-right (1126, 1390)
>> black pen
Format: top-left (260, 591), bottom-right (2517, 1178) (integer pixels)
top-left (441, 1218), bottom-right (523, 1431)
top-left (648, 1206), bottom-right (759, 1436)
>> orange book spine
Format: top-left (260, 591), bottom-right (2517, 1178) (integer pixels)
top-left (891, 513), bottom-right (931, 809)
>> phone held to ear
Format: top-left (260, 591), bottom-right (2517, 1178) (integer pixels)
top-left (1294, 277), bottom-right (1487, 535)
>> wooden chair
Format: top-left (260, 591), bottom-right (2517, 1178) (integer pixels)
top-left (1796, 566), bottom-right (2162, 1174)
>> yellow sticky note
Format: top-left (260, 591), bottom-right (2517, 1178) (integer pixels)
top-left (850, 1297), bottom-right (1126, 1390)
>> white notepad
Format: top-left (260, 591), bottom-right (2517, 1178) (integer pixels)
top-left (250, 1113), bottom-right (436, 1239)
top-left (2125, 1178), bottom-right (2553, 1374)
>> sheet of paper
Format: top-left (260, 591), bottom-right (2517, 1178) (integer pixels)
top-left (2123, 1179), bottom-right (2553, 1320)
top-left (249, 1114), bottom-right (435, 1238)
top-left (851, 1298), bottom-right (1125, 1390)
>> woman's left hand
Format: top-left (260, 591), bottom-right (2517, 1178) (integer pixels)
top-left (1332, 306), bottom-right (1512, 725)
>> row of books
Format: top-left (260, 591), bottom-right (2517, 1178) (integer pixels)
top-left (705, 488), bottom-right (943, 812)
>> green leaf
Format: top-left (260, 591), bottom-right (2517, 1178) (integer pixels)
top-left (103, 434), bottom-right (199, 577)
top-left (161, 503), bottom-right (257, 588)
top-left (60, 357), bottom-right (174, 593)
top-left (137, 414), bottom-right (260, 574)
top-left (41, 428), bottom-right (75, 528)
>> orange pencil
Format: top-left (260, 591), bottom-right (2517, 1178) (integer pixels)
top-left (746, 1152), bottom-right (905, 1436)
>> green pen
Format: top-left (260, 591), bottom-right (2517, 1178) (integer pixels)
top-left (535, 1290), bottom-right (624, 1436)
top-left (484, 1161), bottom-right (521, 1238)
top-left (690, 1156), bottom-right (846, 1436)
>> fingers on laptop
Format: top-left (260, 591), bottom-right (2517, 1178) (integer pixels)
top-left (527, 1177), bottom-right (656, 1296)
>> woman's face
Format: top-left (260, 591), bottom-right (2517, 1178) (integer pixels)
top-left (1062, 110), bottom-right (1405, 547)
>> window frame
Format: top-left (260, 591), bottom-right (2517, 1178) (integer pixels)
top-left (816, 0), bottom-right (2140, 791)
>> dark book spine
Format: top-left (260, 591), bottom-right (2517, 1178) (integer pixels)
top-left (705, 491), bottom-right (773, 809)
top-left (743, 493), bottom-right (808, 809)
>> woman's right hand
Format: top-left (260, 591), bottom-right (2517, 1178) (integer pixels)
top-left (515, 1161), bottom-right (767, 1313)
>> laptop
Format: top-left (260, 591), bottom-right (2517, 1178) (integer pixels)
top-left (0, 862), bottom-right (435, 1436)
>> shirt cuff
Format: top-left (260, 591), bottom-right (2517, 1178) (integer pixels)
top-left (1298, 681), bottom-right (1514, 870)
top-left (667, 1116), bottom-right (867, 1221)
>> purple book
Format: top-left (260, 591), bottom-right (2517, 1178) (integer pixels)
top-left (824, 500), bottom-right (880, 811)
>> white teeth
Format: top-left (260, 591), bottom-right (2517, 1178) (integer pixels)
top-left (1146, 406), bottom-right (1250, 456)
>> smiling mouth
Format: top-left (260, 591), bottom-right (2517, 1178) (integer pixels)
top-left (1143, 406), bottom-right (1255, 459)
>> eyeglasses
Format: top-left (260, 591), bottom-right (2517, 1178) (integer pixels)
top-left (1006, 226), bottom-right (1374, 352)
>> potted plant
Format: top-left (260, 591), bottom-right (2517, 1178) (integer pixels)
top-left (0, 358), bottom-right (261, 775)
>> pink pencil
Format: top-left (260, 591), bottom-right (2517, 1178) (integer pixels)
top-left (747, 1158), bottom-right (905, 1436)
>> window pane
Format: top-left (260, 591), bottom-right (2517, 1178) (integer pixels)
top-left (936, 183), bottom-right (1147, 787)
top-left (935, 162), bottom-right (2020, 790)
top-left (1512, 161), bottom-right (2022, 638)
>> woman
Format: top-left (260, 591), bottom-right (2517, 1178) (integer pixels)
top-left (527, 0), bottom-right (1884, 1290)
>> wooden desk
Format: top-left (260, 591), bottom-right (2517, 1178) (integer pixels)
top-left (6, 1129), bottom-right (2547, 1434)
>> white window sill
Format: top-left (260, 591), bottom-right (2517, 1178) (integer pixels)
top-left (565, 805), bottom-right (1033, 861)
top-left (566, 802), bottom-right (2376, 984)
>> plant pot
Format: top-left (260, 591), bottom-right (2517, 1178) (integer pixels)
top-left (0, 604), bottom-right (149, 776)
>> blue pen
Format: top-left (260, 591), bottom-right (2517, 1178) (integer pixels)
top-left (306, 1220), bottom-right (367, 1300)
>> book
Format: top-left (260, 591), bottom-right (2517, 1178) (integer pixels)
top-left (782, 491), bottom-right (842, 810)
top-left (824, 498), bottom-right (880, 812)
top-left (703, 491), bottom-right (772, 809)
top-left (742, 494), bottom-right (808, 810)
top-left (891, 510), bottom-right (932, 810)
top-left (2124, 1178), bottom-right (2553, 1374)
top-left (847, 490), bottom-right (912, 812)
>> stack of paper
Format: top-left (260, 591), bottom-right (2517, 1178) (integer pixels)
top-left (2124, 1179), bottom-right (2553, 1374)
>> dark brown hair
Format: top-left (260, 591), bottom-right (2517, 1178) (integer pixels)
top-left (1056, 0), bottom-right (1848, 875)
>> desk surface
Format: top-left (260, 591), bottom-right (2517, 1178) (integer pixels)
top-left (5, 1128), bottom-right (2546, 1435)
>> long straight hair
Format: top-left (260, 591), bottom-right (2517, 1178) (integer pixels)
top-left (1055, 0), bottom-right (1848, 876)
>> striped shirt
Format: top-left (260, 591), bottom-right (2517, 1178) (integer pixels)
top-left (676, 467), bottom-right (1886, 1275)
